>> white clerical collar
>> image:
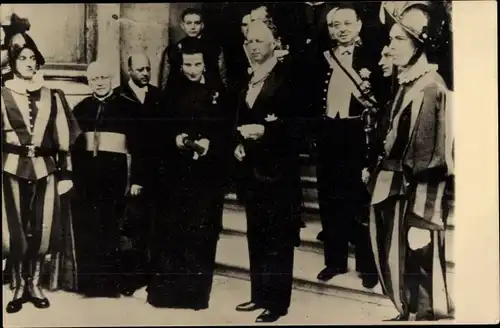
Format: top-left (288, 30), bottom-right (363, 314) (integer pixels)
top-left (93, 90), bottom-right (113, 102)
top-left (305, 2), bottom-right (325, 6)
top-left (251, 55), bottom-right (278, 82)
top-left (397, 54), bottom-right (438, 85)
top-left (128, 79), bottom-right (148, 94)
top-left (5, 72), bottom-right (44, 94)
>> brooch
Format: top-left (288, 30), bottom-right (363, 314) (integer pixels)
top-left (359, 68), bottom-right (371, 80)
top-left (264, 113), bottom-right (278, 122)
top-left (212, 91), bottom-right (219, 104)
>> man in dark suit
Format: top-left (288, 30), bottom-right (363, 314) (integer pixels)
top-left (233, 20), bottom-right (303, 323)
top-left (115, 53), bottom-right (162, 296)
top-left (304, 3), bottom-right (389, 289)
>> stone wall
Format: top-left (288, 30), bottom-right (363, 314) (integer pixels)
top-left (118, 3), bottom-right (170, 87)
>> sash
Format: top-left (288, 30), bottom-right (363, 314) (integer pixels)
top-left (323, 50), bottom-right (378, 108)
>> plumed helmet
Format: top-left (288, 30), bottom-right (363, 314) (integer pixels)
top-left (379, 1), bottom-right (432, 43)
top-left (380, 1), bottom-right (451, 54)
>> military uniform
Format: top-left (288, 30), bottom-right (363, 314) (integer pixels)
top-left (305, 39), bottom-right (388, 282)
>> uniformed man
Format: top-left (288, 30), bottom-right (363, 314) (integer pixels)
top-left (2, 36), bottom-right (80, 313)
top-left (159, 8), bottom-right (227, 91)
top-left (304, 3), bottom-right (389, 288)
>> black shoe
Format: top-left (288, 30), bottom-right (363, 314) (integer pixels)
top-left (255, 309), bottom-right (288, 323)
top-left (235, 301), bottom-right (263, 312)
top-left (30, 296), bottom-right (50, 309)
top-left (6, 297), bottom-right (26, 314)
top-left (316, 231), bottom-right (324, 242)
top-left (316, 267), bottom-right (347, 282)
top-left (384, 313), bottom-right (409, 321)
top-left (361, 274), bottom-right (379, 289)
top-left (120, 287), bottom-right (136, 297)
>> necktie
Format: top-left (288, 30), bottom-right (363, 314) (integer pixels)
top-left (27, 89), bottom-right (41, 134)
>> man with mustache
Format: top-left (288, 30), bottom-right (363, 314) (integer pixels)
top-left (304, 3), bottom-right (389, 289)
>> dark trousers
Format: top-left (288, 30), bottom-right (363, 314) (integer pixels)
top-left (316, 118), bottom-right (376, 274)
top-left (120, 194), bottom-right (153, 292)
top-left (244, 181), bottom-right (295, 313)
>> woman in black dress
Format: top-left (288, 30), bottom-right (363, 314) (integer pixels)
top-left (147, 37), bottom-right (231, 310)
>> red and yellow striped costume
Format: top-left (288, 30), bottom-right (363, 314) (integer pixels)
top-left (367, 62), bottom-right (454, 320)
top-left (1, 79), bottom-right (81, 287)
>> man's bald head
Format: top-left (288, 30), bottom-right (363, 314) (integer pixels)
top-left (128, 53), bottom-right (151, 87)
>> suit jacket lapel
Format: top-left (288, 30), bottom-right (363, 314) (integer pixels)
top-left (121, 83), bottom-right (141, 104)
top-left (251, 65), bottom-right (283, 113)
top-left (352, 46), bottom-right (360, 72)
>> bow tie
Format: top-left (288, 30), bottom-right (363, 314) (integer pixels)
top-left (27, 89), bottom-right (41, 102)
top-left (338, 48), bottom-right (352, 56)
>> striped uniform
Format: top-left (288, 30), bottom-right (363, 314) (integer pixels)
top-left (367, 64), bottom-right (454, 320)
top-left (1, 81), bottom-right (81, 269)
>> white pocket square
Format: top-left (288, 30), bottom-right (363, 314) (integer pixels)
top-left (264, 113), bottom-right (278, 122)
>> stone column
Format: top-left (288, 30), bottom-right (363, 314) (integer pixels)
top-left (118, 3), bottom-right (170, 87)
top-left (96, 3), bottom-right (121, 88)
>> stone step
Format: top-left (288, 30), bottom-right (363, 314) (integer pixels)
top-left (224, 193), bottom-right (455, 230)
top-left (215, 231), bottom-right (455, 308)
top-left (221, 208), bottom-right (455, 271)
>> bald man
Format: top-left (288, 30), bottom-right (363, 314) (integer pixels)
top-left (120, 53), bottom-right (161, 105)
top-left (115, 53), bottom-right (162, 296)
top-left (70, 62), bottom-right (145, 298)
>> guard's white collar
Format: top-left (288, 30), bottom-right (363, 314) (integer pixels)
top-left (398, 54), bottom-right (438, 85)
top-left (5, 72), bottom-right (44, 94)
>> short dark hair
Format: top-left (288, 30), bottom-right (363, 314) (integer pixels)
top-left (181, 8), bottom-right (203, 23)
top-left (178, 37), bottom-right (205, 58)
top-left (127, 56), bottom-right (133, 69)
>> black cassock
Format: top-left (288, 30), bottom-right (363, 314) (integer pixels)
top-left (71, 92), bottom-right (142, 297)
top-left (235, 59), bottom-right (303, 314)
top-left (147, 75), bottom-right (231, 309)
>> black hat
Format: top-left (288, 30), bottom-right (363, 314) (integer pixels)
top-left (8, 32), bottom-right (45, 69)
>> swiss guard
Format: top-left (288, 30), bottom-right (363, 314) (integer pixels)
top-left (2, 32), bottom-right (81, 313)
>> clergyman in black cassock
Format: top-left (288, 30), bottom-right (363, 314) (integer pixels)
top-left (71, 62), bottom-right (144, 298)
top-left (233, 21), bottom-right (303, 324)
top-left (147, 38), bottom-right (231, 310)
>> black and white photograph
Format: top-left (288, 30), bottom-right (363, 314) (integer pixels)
top-left (1, 1), bottom-right (498, 326)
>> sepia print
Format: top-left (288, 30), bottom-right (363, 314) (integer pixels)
top-left (0, 1), bottom-right (497, 326)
